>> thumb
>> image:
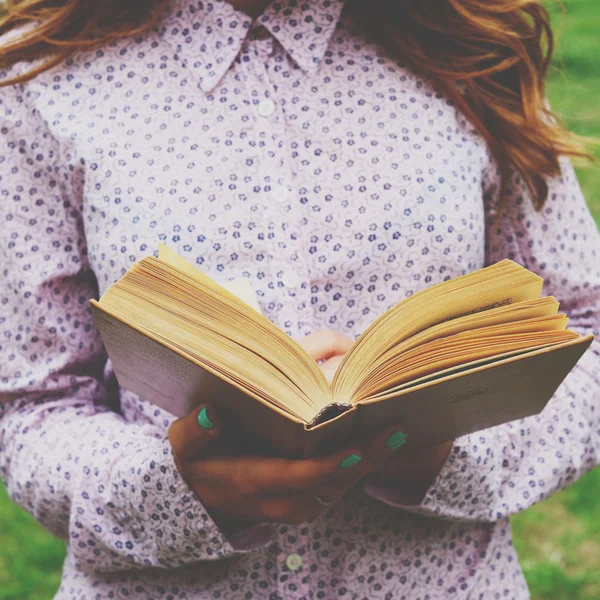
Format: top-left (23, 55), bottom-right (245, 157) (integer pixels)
top-left (320, 354), bottom-right (345, 384)
top-left (168, 404), bottom-right (221, 462)
top-left (298, 329), bottom-right (353, 362)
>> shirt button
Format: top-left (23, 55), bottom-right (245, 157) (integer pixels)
top-left (273, 184), bottom-right (290, 204)
top-left (286, 553), bottom-right (302, 571)
top-left (258, 99), bottom-right (276, 118)
top-left (282, 271), bottom-right (301, 288)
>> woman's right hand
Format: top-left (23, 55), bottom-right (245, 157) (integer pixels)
top-left (168, 404), bottom-right (402, 529)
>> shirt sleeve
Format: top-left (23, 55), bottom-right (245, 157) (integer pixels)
top-left (0, 75), bottom-right (274, 572)
top-left (364, 155), bottom-right (600, 522)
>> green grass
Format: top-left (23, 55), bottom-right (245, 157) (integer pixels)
top-left (0, 484), bottom-right (65, 600)
top-left (546, 0), bottom-right (600, 221)
top-left (1, 1), bottom-right (600, 598)
top-left (512, 468), bottom-right (600, 600)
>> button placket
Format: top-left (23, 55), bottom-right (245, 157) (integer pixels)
top-left (285, 553), bottom-right (303, 571)
top-left (272, 184), bottom-right (291, 205)
top-left (282, 270), bottom-right (301, 288)
top-left (258, 98), bottom-right (276, 118)
top-left (244, 45), bottom-right (310, 322)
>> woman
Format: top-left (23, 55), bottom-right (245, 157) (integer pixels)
top-left (0, 0), bottom-right (598, 598)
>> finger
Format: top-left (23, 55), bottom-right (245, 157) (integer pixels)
top-left (257, 495), bottom-right (326, 525)
top-left (248, 427), bottom-right (409, 495)
top-left (267, 480), bottom-right (363, 525)
top-left (297, 329), bottom-right (354, 362)
top-left (263, 446), bottom-right (366, 492)
top-left (319, 354), bottom-right (345, 384)
top-left (257, 428), bottom-right (411, 496)
top-left (168, 404), bottom-right (221, 462)
top-left (370, 439), bottom-right (454, 483)
top-left (194, 445), bottom-right (365, 496)
top-left (307, 477), bottom-right (363, 513)
top-left (203, 490), bottom-right (322, 527)
top-left (312, 425), bottom-right (411, 489)
top-left (201, 489), bottom-right (327, 527)
top-left (353, 425), bottom-right (410, 473)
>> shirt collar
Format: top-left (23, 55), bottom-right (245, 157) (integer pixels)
top-left (162, 0), bottom-right (345, 92)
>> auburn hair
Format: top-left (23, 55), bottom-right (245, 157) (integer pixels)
top-left (0, 0), bottom-right (592, 208)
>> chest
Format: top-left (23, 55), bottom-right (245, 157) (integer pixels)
top-left (32, 30), bottom-right (490, 336)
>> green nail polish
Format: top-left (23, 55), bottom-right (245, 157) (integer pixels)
top-left (339, 454), bottom-right (362, 469)
top-left (197, 406), bottom-right (214, 430)
top-left (386, 431), bottom-right (408, 451)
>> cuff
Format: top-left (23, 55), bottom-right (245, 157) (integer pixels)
top-left (364, 432), bottom-right (504, 522)
top-left (114, 435), bottom-right (276, 566)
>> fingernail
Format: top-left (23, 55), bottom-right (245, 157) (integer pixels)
top-left (197, 406), bottom-right (215, 430)
top-left (385, 431), bottom-right (408, 451)
top-left (339, 454), bottom-right (362, 469)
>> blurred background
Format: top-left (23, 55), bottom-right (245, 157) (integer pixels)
top-left (1, 0), bottom-right (599, 598)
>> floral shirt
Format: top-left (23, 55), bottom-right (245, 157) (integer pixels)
top-left (1, 0), bottom-right (599, 599)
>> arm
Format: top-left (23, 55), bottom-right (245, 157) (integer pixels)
top-left (364, 156), bottom-right (600, 521)
top-left (0, 76), bottom-right (273, 572)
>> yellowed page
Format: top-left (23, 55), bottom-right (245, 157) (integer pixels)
top-left (362, 337), bottom-right (585, 403)
top-left (158, 244), bottom-right (263, 314)
top-left (357, 328), bottom-right (577, 398)
top-left (100, 256), bottom-right (331, 421)
top-left (102, 289), bottom-right (308, 416)
top-left (333, 260), bottom-right (543, 402)
top-left (355, 297), bottom-right (559, 395)
top-left (354, 310), bottom-right (566, 398)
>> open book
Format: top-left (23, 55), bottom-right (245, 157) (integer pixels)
top-left (90, 245), bottom-right (593, 457)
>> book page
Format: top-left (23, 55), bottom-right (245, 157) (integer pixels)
top-left (100, 254), bottom-right (332, 422)
top-left (158, 244), bottom-right (263, 314)
top-left (356, 323), bottom-right (576, 399)
top-left (332, 260), bottom-right (544, 402)
top-left (351, 297), bottom-right (560, 401)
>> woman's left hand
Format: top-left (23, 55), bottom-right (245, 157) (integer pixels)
top-left (300, 329), bottom-right (453, 499)
top-left (366, 438), bottom-right (453, 493)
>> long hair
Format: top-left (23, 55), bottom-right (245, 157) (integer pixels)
top-left (0, 0), bottom-right (592, 208)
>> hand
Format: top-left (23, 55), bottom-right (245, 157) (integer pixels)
top-left (366, 438), bottom-right (453, 506)
top-left (297, 329), bottom-right (354, 384)
top-left (300, 329), bottom-right (453, 503)
top-left (368, 439), bottom-right (452, 484)
top-left (168, 404), bottom-right (408, 529)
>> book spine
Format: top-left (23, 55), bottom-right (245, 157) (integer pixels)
top-left (303, 405), bottom-right (357, 458)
